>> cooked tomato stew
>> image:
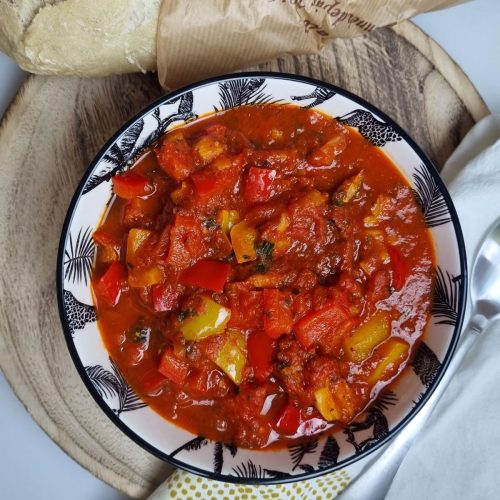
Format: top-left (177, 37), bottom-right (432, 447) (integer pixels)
top-left (91, 104), bottom-right (434, 449)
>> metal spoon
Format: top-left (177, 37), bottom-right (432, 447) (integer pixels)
top-left (339, 219), bottom-right (500, 500)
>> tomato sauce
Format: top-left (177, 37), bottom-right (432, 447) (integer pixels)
top-left (92, 104), bottom-right (434, 449)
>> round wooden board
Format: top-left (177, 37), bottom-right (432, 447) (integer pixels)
top-left (0, 21), bottom-right (489, 499)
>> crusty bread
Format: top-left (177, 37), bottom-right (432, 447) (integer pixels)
top-left (0, 0), bottom-right (160, 75)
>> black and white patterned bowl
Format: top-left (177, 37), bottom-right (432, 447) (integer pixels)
top-left (57, 73), bottom-right (466, 483)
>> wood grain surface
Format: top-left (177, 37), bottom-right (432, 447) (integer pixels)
top-left (0, 21), bottom-right (489, 499)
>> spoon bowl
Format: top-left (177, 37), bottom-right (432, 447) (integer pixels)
top-left (470, 222), bottom-right (500, 323)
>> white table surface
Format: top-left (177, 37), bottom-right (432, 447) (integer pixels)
top-left (1, 1), bottom-right (499, 498)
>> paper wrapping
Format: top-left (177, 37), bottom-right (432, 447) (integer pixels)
top-left (157, 0), bottom-right (467, 89)
top-left (0, 1), bottom-right (466, 85)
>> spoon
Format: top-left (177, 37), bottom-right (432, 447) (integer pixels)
top-left (339, 218), bottom-right (500, 500)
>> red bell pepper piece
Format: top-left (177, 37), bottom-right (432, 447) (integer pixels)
top-left (179, 259), bottom-right (231, 292)
top-left (263, 289), bottom-right (294, 339)
top-left (190, 169), bottom-right (218, 196)
top-left (244, 167), bottom-right (277, 203)
top-left (388, 245), bottom-right (407, 290)
top-left (94, 262), bottom-right (126, 306)
top-left (294, 303), bottom-right (349, 348)
top-left (275, 401), bottom-right (301, 435)
top-left (228, 290), bottom-right (263, 330)
top-left (151, 283), bottom-right (181, 312)
top-left (141, 370), bottom-right (167, 394)
top-left (155, 138), bottom-right (195, 181)
top-left (204, 124), bottom-right (228, 140)
top-left (112, 172), bottom-right (152, 199)
top-left (158, 350), bottom-right (190, 385)
top-left (166, 213), bottom-right (205, 269)
top-left (247, 331), bottom-right (275, 383)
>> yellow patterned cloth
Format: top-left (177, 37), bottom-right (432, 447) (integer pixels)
top-left (149, 469), bottom-right (352, 500)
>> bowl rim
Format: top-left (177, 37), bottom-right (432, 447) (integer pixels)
top-left (56, 71), bottom-right (467, 484)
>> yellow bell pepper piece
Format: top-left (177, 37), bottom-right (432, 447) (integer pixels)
top-left (335, 171), bottom-right (364, 204)
top-left (194, 136), bottom-right (225, 165)
top-left (215, 330), bottom-right (246, 385)
top-left (217, 210), bottom-right (240, 234)
top-left (230, 220), bottom-right (258, 263)
top-left (276, 212), bottom-right (290, 232)
top-left (180, 296), bottom-right (231, 341)
top-left (127, 228), bottom-right (153, 264)
top-left (314, 385), bottom-right (340, 421)
top-left (245, 271), bottom-right (289, 288)
top-left (363, 194), bottom-right (392, 227)
top-left (315, 379), bottom-right (358, 422)
top-left (128, 265), bottom-right (163, 287)
top-left (366, 338), bottom-right (409, 386)
top-left (344, 312), bottom-right (391, 362)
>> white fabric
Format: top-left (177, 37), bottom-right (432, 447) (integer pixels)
top-left (386, 115), bottom-right (500, 499)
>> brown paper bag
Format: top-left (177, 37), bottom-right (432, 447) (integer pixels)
top-left (157, 0), bottom-right (467, 89)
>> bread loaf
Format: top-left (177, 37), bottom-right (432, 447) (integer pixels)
top-left (0, 0), bottom-right (160, 75)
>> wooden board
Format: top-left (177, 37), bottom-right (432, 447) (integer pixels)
top-left (0, 21), bottom-right (489, 499)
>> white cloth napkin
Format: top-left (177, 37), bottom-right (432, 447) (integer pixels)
top-left (386, 114), bottom-right (500, 499)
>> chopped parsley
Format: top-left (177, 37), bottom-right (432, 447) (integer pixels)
top-left (256, 240), bottom-right (274, 261)
top-left (203, 217), bottom-right (217, 229)
top-left (133, 327), bottom-right (151, 343)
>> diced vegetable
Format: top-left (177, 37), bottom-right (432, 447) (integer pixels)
top-left (299, 189), bottom-right (328, 208)
top-left (244, 167), bottom-right (277, 203)
top-left (212, 155), bottom-right (232, 171)
top-left (230, 220), bottom-right (258, 263)
top-left (263, 289), bottom-right (294, 339)
top-left (193, 135), bottom-right (226, 165)
top-left (126, 228), bottom-right (153, 265)
top-left (141, 370), bottom-right (167, 395)
top-left (217, 209), bottom-right (240, 234)
top-left (152, 283), bottom-right (181, 312)
top-left (330, 379), bottom-right (358, 422)
top-left (190, 169), bottom-right (218, 196)
top-left (204, 124), bottom-right (228, 140)
top-left (180, 296), bottom-right (231, 341)
top-left (156, 136), bottom-right (195, 181)
top-left (314, 385), bottom-right (340, 421)
top-left (294, 303), bottom-right (349, 348)
top-left (275, 402), bottom-right (301, 435)
top-left (247, 331), bottom-right (275, 383)
top-left (180, 259), bottom-right (231, 292)
top-left (365, 338), bottom-right (409, 386)
top-left (214, 330), bottom-right (246, 385)
top-left (343, 311), bottom-right (391, 362)
top-left (314, 379), bottom-right (358, 422)
top-left (245, 272), bottom-right (289, 289)
top-left (276, 212), bottom-right (290, 232)
top-left (93, 230), bottom-right (120, 263)
top-left (359, 230), bottom-right (390, 276)
top-left (170, 181), bottom-right (190, 205)
top-left (128, 265), bottom-right (164, 288)
top-left (94, 262), bottom-right (127, 306)
top-left (228, 290), bottom-right (263, 330)
top-left (112, 172), bottom-right (152, 199)
top-left (307, 134), bottom-right (347, 166)
top-left (388, 245), bottom-right (407, 290)
top-left (334, 171), bottom-right (364, 204)
top-left (363, 194), bottom-right (393, 227)
top-left (158, 350), bottom-right (190, 385)
top-left (167, 213), bottom-right (205, 269)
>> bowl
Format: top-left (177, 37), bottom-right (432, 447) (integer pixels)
top-left (57, 72), bottom-right (466, 483)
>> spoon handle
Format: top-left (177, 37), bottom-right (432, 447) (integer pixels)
top-left (339, 321), bottom-right (480, 500)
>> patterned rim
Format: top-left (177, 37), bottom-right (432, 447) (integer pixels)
top-left (56, 72), bottom-right (467, 484)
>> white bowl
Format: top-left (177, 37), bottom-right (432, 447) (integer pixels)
top-left (57, 72), bottom-right (466, 483)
